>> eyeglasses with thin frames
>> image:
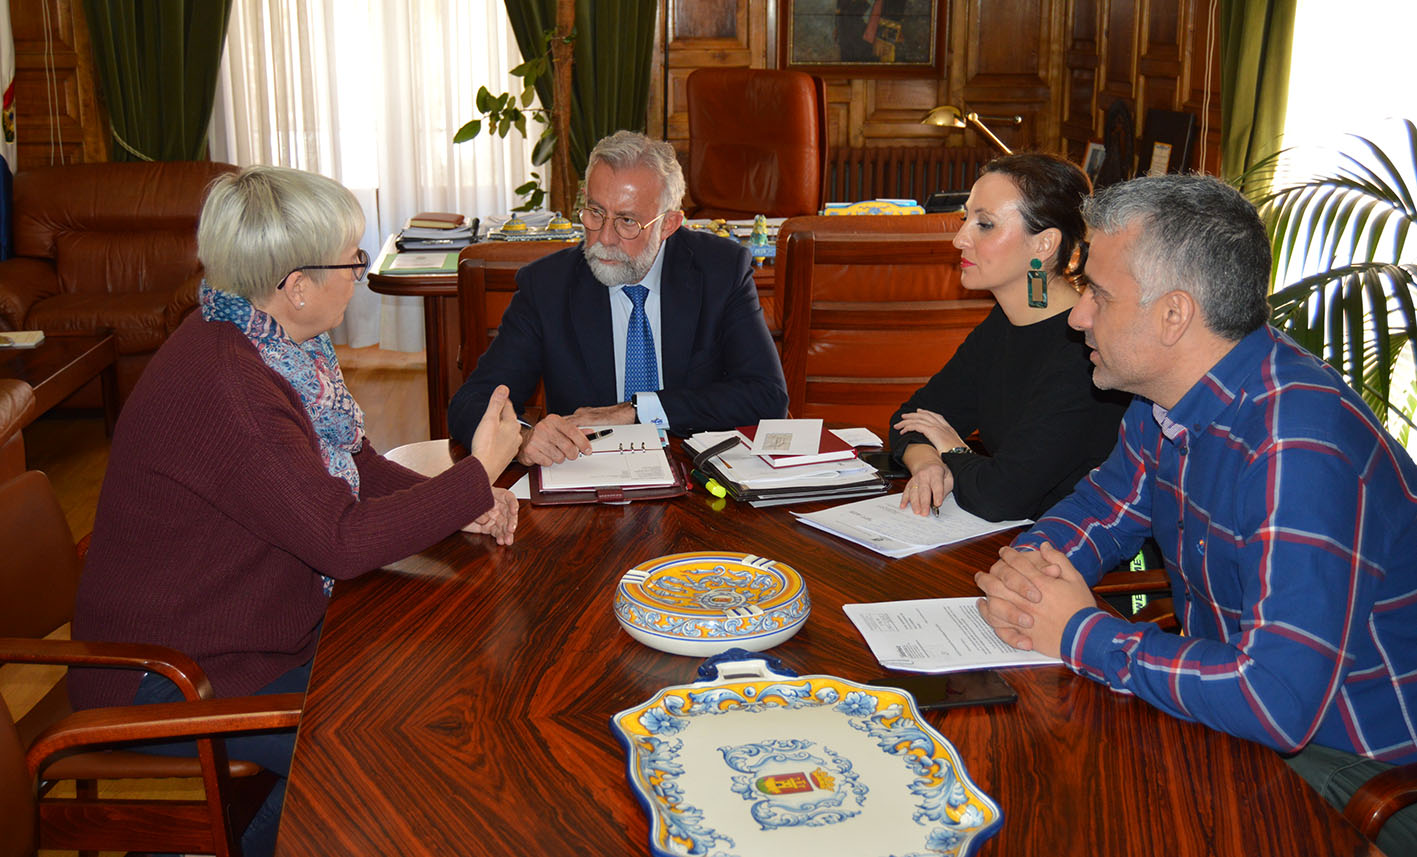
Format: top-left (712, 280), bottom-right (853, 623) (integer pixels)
top-left (278, 248), bottom-right (371, 289)
top-left (578, 207), bottom-right (669, 241)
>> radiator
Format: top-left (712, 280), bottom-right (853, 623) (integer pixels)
top-left (826, 145), bottom-right (996, 205)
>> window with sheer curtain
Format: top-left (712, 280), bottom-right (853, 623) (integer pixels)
top-left (208, 0), bottom-right (537, 351)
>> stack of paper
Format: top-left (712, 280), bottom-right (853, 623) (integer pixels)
top-left (792, 493), bottom-right (1029, 558)
top-left (396, 220), bottom-right (477, 252)
top-left (685, 421), bottom-right (888, 507)
top-left (844, 597), bottom-right (1062, 672)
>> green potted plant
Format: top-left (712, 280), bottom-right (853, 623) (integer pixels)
top-left (1242, 119), bottom-right (1417, 431)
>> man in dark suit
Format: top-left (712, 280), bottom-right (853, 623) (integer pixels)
top-left (447, 130), bottom-right (787, 466)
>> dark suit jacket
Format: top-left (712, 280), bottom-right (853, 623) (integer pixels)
top-left (447, 228), bottom-right (787, 446)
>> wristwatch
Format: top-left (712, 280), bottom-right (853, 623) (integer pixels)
top-left (944, 446), bottom-right (972, 455)
top-left (630, 393), bottom-right (641, 423)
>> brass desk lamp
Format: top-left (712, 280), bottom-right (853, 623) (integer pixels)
top-left (920, 105), bottom-right (1022, 155)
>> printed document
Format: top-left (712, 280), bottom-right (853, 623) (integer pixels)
top-left (844, 597), bottom-right (1062, 672)
top-left (793, 493), bottom-right (1029, 557)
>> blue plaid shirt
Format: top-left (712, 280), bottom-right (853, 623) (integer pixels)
top-left (1017, 325), bottom-right (1417, 762)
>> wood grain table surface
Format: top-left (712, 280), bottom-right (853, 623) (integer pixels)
top-left (276, 462), bottom-right (1373, 856)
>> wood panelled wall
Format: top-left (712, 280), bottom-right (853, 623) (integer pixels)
top-left (9, 0), bottom-right (1222, 180)
top-left (651, 0), bottom-right (1223, 177)
top-left (8, 0), bottom-right (108, 169)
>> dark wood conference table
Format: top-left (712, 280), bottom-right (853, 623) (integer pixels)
top-left (276, 465), bottom-right (1371, 856)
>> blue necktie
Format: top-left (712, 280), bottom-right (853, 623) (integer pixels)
top-left (623, 284), bottom-right (658, 398)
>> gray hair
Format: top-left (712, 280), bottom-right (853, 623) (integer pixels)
top-left (1083, 174), bottom-right (1271, 340)
top-left (586, 130), bottom-right (686, 214)
top-left (197, 165), bottom-right (365, 303)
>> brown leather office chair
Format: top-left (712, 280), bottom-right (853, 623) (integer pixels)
top-left (0, 380), bottom-right (34, 483)
top-left (0, 470), bottom-right (300, 856)
top-left (776, 220), bottom-right (992, 433)
top-left (0, 161), bottom-right (239, 407)
top-left (685, 68), bottom-right (828, 219)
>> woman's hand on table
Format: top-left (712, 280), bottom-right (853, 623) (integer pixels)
top-left (893, 408), bottom-right (966, 453)
top-left (470, 384), bottom-right (523, 479)
top-left (462, 487), bottom-right (519, 545)
top-left (898, 443), bottom-right (954, 516)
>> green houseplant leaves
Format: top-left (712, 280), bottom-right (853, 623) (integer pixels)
top-left (1245, 120), bottom-right (1417, 428)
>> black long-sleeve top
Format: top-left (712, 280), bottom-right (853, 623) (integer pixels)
top-left (889, 304), bottom-right (1129, 521)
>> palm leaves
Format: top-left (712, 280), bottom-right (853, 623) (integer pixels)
top-left (1244, 120), bottom-right (1417, 426)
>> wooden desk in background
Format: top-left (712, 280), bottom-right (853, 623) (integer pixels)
top-left (368, 242), bottom-right (776, 439)
top-left (276, 467), bottom-right (1368, 856)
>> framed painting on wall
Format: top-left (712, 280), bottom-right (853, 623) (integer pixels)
top-left (779, 0), bottom-right (946, 77)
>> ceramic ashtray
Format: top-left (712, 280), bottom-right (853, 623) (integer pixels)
top-left (614, 551), bottom-right (810, 656)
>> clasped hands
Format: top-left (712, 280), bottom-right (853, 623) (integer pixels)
top-left (516, 402), bottom-right (636, 466)
top-left (974, 542), bottom-right (1098, 659)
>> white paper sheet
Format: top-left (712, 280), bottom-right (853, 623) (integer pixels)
top-left (829, 427), bottom-right (884, 448)
top-left (538, 446), bottom-right (675, 490)
top-left (843, 597), bottom-right (1062, 673)
top-left (792, 493), bottom-right (1029, 558)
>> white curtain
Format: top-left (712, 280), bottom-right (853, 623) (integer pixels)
top-left (209, 0), bottom-right (536, 350)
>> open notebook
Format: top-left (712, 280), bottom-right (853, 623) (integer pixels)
top-left (536, 424), bottom-right (677, 493)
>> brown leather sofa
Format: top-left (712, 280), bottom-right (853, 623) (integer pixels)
top-left (0, 379), bottom-right (34, 483)
top-left (0, 161), bottom-right (239, 406)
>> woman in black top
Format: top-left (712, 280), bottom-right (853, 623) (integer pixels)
top-left (890, 153), bottom-right (1128, 521)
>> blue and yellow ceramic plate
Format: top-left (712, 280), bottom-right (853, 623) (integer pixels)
top-left (614, 552), bottom-right (810, 657)
top-left (611, 655), bottom-right (1002, 857)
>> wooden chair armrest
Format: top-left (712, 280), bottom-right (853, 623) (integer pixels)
top-left (0, 636), bottom-right (212, 700)
top-left (1344, 762), bottom-right (1417, 841)
top-left (1092, 568), bottom-right (1170, 597)
top-left (26, 692), bottom-right (304, 780)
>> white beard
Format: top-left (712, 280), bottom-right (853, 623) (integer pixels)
top-left (584, 234), bottom-right (662, 286)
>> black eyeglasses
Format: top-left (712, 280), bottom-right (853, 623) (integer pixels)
top-left (578, 207), bottom-right (668, 240)
top-left (278, 248), bottom-right (371, 289)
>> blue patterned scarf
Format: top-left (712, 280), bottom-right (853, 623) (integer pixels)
top-left (199, 282), bottom-right (366, 498)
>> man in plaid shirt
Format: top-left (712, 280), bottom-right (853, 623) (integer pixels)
top-left (976, 174), bottom-right (1417, 852)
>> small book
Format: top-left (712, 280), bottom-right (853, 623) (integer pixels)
top-left (736, 420), bottom-right (856, 468)
top-left (407, 211), bottom-right (466, 229)
top-left (0, 330), bottom-right (44, 348)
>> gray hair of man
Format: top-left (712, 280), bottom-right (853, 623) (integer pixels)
top-left (586, 130), bottom-right (686, 215)
top-left (197, 165), bottom-right (365, 303)
top-left (1082, 174), bottom-right (1272, 341)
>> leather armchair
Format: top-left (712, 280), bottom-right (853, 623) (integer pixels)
top-left (0, 380), bottom-right (34, 483)
top-left (0, 161), bottom-right (239, 406)
top-left (686, 68), bottom-right (827, 219)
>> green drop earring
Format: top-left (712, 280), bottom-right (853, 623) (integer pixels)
top-left (1027, 258), bottom-right (1048, 307)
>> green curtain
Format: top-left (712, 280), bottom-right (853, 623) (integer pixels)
top-left (81, 0), bottom-right (233, 162)
top-left (503, 0), bottom-right (657, 177)
top-left (1218, 0), bottom-right (1296, 186)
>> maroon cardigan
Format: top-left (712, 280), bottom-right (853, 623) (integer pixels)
top-left (70, 313), bottom-right (495, 708)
